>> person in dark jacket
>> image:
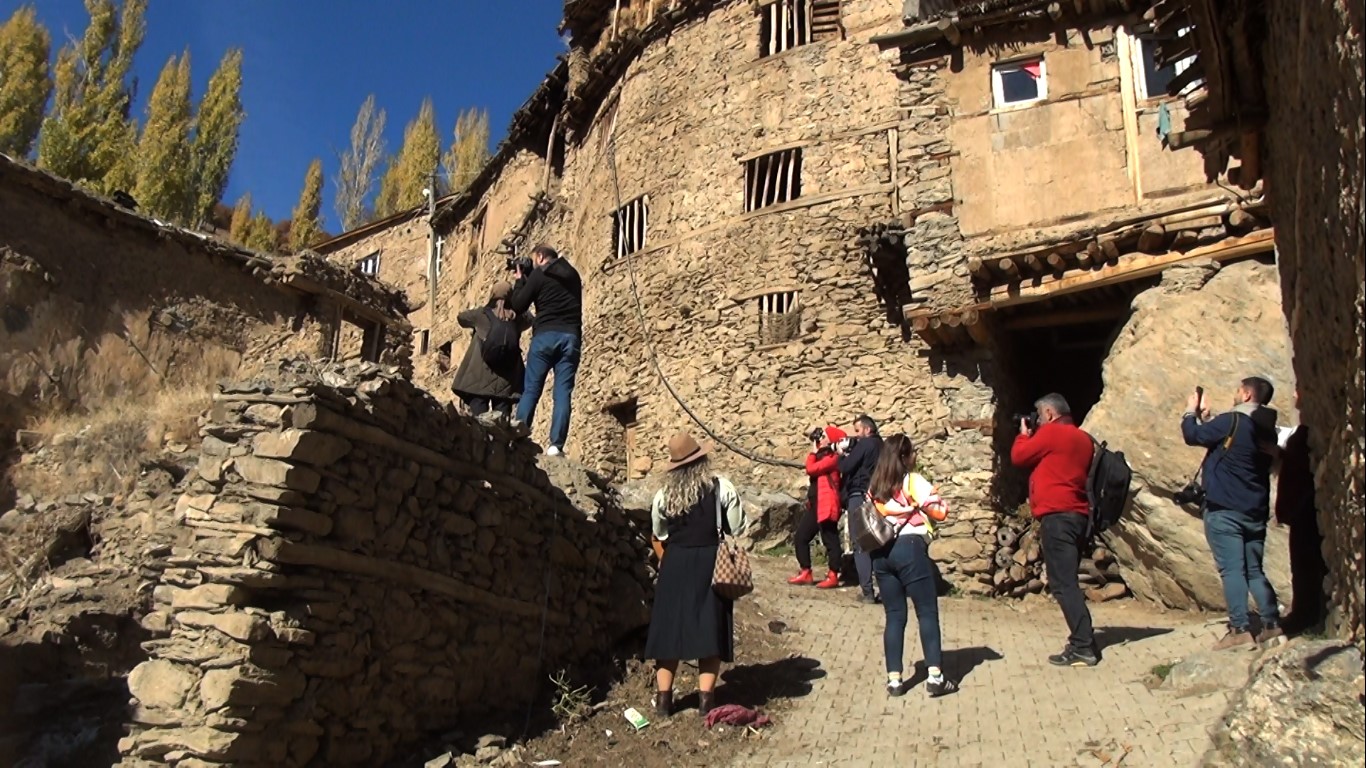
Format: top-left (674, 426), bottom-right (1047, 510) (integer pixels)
top-left (451, 283), bottom-right (528, 423)
top-left (1181, 376), bottom-right (1283, 650)
top-left (1011, 393), bottom-right (1098, 667)
top-left (838, 414), bottom-right (884, 603)
top-left (506, 245), bottom-right (583, 456)
top-left (789, 426), bottom-right (846, 588)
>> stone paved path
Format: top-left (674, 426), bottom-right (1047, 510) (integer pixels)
top-left (733, 557), bottom-right (1236, 767)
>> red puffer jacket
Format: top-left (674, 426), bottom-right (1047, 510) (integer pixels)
top-left (806, 450), bottom-right (842, 523)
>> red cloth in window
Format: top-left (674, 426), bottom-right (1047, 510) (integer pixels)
top-left (1021, 60), bottom-right (1042, 78)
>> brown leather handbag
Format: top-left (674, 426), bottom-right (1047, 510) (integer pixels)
top-left (710, 479), bottom-right (753, 600)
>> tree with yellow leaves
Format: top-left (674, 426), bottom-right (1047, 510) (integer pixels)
top-left (0, 5), bottom-right (53, 157)
top-left (228, 192), bottom-right (252, 245)
top-left (289, 158), bottom-right (324, 251)
top-left (133, 51), bottom-right (193, 222)
top-left (189, 48), bottom-right (244, 227)
top-left (441, 106), bottom-right (490, 194)
top-left (376, 97), bottom-right (440, 217)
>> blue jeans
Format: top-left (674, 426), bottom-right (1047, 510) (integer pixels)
top-left (1203, 506), bottom-right (1280, 631)
top-left (516, 331), bottom-right (581, 449)
top-left (848, 498), bottom-right (876, 596)
top-left (872, 534), bottom-right (942, 673)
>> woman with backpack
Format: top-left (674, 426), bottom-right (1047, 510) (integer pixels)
top-left (866, 434), bottom-right (958, 699)
top-left (452, 282), bottom-right (528, 423)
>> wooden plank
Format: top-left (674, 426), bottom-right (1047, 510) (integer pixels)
top-left (989, 230), bottom-right (1275, 308)
top-left (1115, 27), bottom-right (1144, 203)
top-left (1003, 305), bottom-right (1131, 331)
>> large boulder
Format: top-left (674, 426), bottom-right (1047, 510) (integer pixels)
top-left (1085, 260), bottom-right (1293, 611)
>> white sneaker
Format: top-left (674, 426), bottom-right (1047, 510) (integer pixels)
top-left (545, 446), bottom-right (563, 457)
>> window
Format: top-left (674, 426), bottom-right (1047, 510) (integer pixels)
top-left (433, 236), bottom-right (445, 280)
top-left (612, 195), bottom-right (649, 259)
top-left (597, 97), bottom-right (620, 154)
top-left (469, 208), bottom-right (486, 269)
top-left (759, 0), bottom-right (840, 57)
top-left (756, 290), bottom-right (802, 345)
top-left (1134, 27), bottom-right (1196, 100)
top-left (744, 148), bottom-right (803, 212)
top-left (417, 329), bottom-right (430, 356)
top-left (991, 58), bottom-right (1046, 108)
top-left (358, 251), bottom-right (380, 277)
top-left (437, 341), bottom-right (453, 372)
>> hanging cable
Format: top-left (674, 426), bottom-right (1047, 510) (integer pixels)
top-left (604, 138), bottom-right (803, 470)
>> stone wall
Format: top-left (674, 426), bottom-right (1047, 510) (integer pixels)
top-left (1261, 0), bottom-right (1365, 641)
top-left (117, 362), bottom-right (652, 766)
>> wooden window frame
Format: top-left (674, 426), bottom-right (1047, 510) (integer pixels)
top-left (991, 57), bottom-right (1048, 110)
top-left (756, 290), bottom-right (802, 344)
top-left (743, 148), bottom-right (803, 213)
top-left (612, 195), bottom-right (649, 259)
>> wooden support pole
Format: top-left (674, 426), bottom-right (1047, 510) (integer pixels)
top-left (1046, 252), bottom-right (1067, 271)
top-left (998, 258), bottom-right (1020, 278)
top-left (1022, 253), bottom-right (1044, 273)
top-left (1080, 241), bottom-right (1098, 267)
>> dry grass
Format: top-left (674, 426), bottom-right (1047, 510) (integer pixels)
top-left (4, 307), bottom-right (241, 499)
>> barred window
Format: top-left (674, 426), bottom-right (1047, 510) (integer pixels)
top-left (612, 195), bottom-right (649, 259)
top-left (358, 251), bottom-right (380, 277)
top-left (760, 0), bottom-right (840, 57)
top-left (744, 148), bottom-right (802, 212)
top-left (757, 290), bottom-right (802, 344)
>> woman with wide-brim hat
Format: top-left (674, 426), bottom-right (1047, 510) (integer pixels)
top-left (645, 431), bottom-right (747, 718)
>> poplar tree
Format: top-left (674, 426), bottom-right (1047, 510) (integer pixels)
top-left (37, 0), bottom-right (146, 193)
top-left (289, 158), bottom-right (324, 251)
top-left (228, 193), bottom-right (252, 245)
top-left (0, 5), bottom-right (52, 158)
top-left (189, 48), bottom-right (244, 227)
top-left (376, 97), bottom-right (440, 216)
top-left (440, 107), bottom-right (490, 194)
top-left (133, 51), bottom-right (193, 222)
top-left (243, 211), bottom-right (277, 253)
top-left (333, 95), bottom-right (386, 231)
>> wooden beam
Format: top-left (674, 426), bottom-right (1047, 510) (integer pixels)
top-left (989, 230), bottom-right (1275, 308)
top-left (965, 313), bottom-right (992, 347)
top-left (1099, 237), bottom-right (1120, 262)
top-left (1238, 130), bottom-right (1262, 188)
top-left (997, 258), bottom-right (1020, 278)
top-left (1080, 241), bottom-right (1098, 267)
top-left (936, 18), bottom-right (961, 45)
top-left (967, 256), bottom-right (990, 279)
top-left (1226, 207), bottom-right (1259, 233)
top-left (1046, 252), bottom-right (1067, 271)
top-left (1022, 253), bottom-right (1044, 273)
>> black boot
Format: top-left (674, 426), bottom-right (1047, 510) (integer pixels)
top-left (698, 691), bottom-right (716, 716)
top-left (653, 689), bottom-right (673, 717)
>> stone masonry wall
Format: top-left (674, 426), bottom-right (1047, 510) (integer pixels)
top-left (117, 361), bottom-right (652, 766)
top-left (1262, 0), bottom-right (1365, 641)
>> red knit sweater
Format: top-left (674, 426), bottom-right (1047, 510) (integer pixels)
top-left (1010, 420), bottom-right (1093, 517)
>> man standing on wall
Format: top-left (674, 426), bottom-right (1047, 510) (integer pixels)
top-left (838, 415), bottom-right (884, 604)
top-left (1011, 393), bottom-right (1099, 667)
top-left (1181, 376), bottom-right (1284, 649)
top-left (506, 245), bottom-right (584, 456)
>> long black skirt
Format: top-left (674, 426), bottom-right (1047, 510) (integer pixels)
top-left (644, 543), bottom-right (735, 663)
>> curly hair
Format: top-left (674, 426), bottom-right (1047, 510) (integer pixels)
top-left (658, 456), bottom-right (713, 519)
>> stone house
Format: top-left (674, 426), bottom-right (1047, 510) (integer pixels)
top-left (321, 0), bottom-right (1280, 594)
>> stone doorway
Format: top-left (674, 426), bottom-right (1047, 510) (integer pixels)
top-left (606, 398), bottom-right (642, 480)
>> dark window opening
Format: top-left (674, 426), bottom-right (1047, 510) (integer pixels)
top-left (612, 195), bottom-right (649, 258)
top-left (607, 399), bottom-right (641, 480)
top-left (757, 290), bottom-right (802, 344)
top-left (418, 329), bottom-right (430, 355)
top-left (469, 208), bottom-right (486, 271)
top-left (760, 0), bottom-right (814, 57)
top-left (744, 148), bottom-right (802, 212)
top-left (437, 341), bottom-right (453, 373)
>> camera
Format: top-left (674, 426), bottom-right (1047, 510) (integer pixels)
top-left (505, 255), bottom-right (533, 274)
top-left (807, 427), bottom-right (826, 444)
top-left (1014, 412), bottom-right (1040, 433)
top-left (1173, 481), bottom-right (1206, 508)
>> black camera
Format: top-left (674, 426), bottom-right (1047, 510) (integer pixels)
top-left (1014, 412), bottom-right (1040, 433)
top-left (807, 427), bottom-right (826, 443)
top-left (1173, 481), bottom-right (1206, 508)
top-left (505, 255), bottom-right (533, 274)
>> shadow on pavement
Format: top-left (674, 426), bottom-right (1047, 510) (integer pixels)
top-left (904, 645), bottom-right (1005, 690)
top-left (1095, 625), bottom-right (1175, 652)
top-left (708, 655), bottom-right (826, 710)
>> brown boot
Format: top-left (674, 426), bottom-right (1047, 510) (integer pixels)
top-left (653, 689), bottom-right (673, 717)
top-left (698, 690), bottom-right (716, 716)
top-left (1213, 628), bottom-right (1256, 651)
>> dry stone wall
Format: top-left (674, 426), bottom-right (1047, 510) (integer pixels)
top-left (117, 361), bottom-right (653, 767)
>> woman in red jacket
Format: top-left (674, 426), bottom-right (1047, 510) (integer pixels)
top-left (789, 426), bottom-right (846, 588)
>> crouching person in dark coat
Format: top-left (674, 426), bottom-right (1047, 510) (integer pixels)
top-left (451, 282), bottom-right (529, 423)
top-left (646, 432), bottom-right (747, 719)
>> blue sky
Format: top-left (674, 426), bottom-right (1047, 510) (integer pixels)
top-left (24, 0), bottom-right (567, 233)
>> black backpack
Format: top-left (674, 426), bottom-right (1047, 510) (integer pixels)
top-left (479, 309), bottom-right (520, 369)
top-left (1086, 437), bottom-right (1133, 538)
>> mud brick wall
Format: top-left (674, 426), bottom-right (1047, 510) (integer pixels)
top-left (117, 363), bottom-right (652, 766)
top-left (1262, 0), bottom-right (1365, 641)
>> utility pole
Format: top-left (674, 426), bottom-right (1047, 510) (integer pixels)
top-left (426, 172), bottom-right (439, 318)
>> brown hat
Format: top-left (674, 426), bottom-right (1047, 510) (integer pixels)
top-left (665, 431), bottom-right (711, 471)
top-left (489, 282), bottom-right (513, 301)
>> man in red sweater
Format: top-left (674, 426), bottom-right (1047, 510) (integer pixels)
top-left (1011, 393), bottom-right (1098, 667)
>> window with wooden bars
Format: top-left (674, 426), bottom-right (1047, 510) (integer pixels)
top-left (612, 195), bottom-right (649, 259)
top-left (468, 207), bottom-right (485, 270)
top-left (358, 252), bottom-right (380, 277)
top-left (760, 0), bottom-right (842, 57)
top-left (597, 96), bottom-right (620, 153)
top-left (756, 290), bottom-right (802, 345)
top-left (744, 148), bottom-right (803, 212)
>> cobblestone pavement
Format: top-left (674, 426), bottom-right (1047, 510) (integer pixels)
top-left (732, 557), bottom-right (1235, 767)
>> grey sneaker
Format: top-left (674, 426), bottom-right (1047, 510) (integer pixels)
top-left (886, 678), bottom-right (906, 697)
top-left (1048, 646), bottom-right (1100, 667)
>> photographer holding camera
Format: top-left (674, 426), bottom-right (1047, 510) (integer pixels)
top-left (1010, 393), bottom-right (1099, 668)
top-left (838, 415), bottom-right (884, 604)
top-left (1180, 376), bottom-right (1282, 650)
top-left (505, 245), bottom-right (583, 456)
top-left (788, 426), bottom-right (847, 589)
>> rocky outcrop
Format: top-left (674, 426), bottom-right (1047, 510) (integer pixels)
top-left (1207, 640), bottom-right (1365, 766)
top-left (1085, 260), bottom-right (1294, 611)
top-left (117, 361), bottom-right (653, 767)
